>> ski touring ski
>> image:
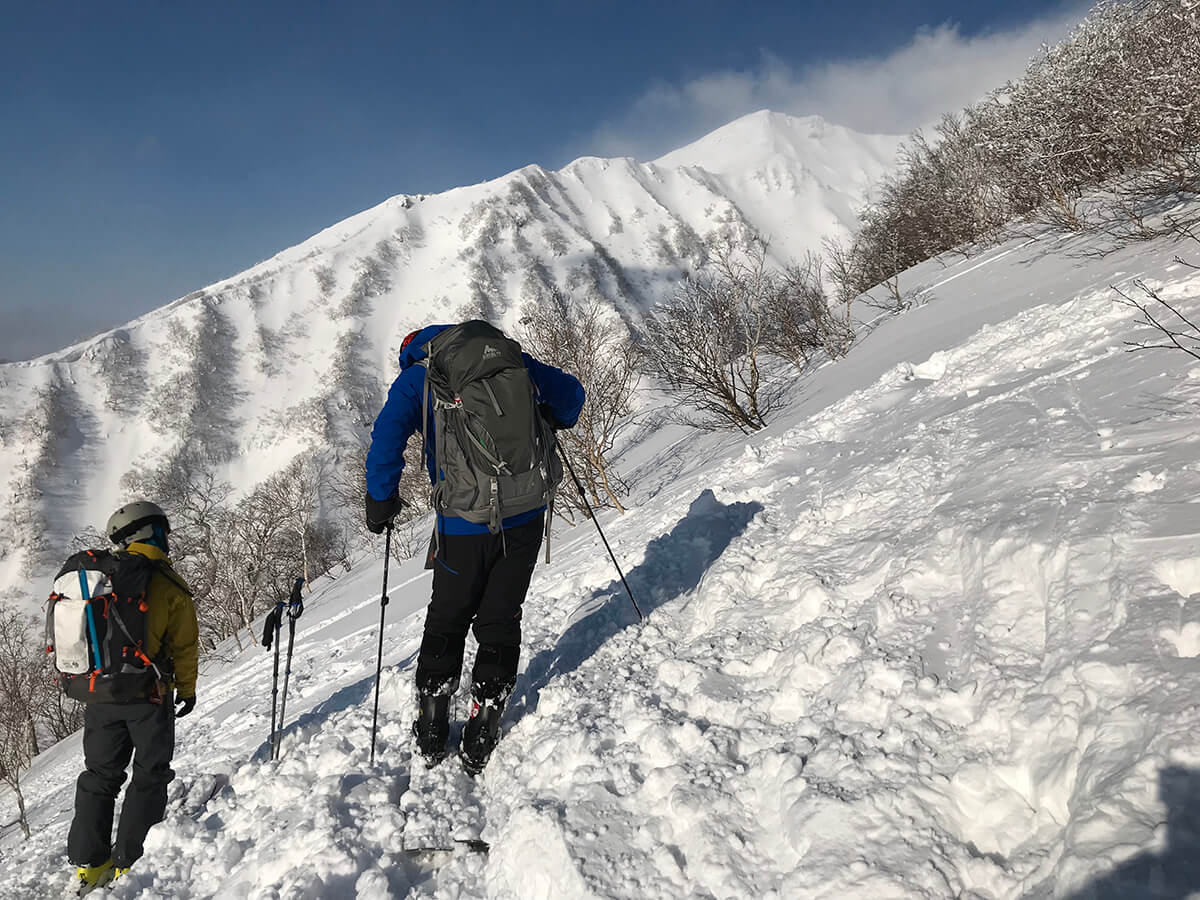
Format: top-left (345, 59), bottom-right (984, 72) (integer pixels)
top-left (399, 699), bottom-right (489, 856)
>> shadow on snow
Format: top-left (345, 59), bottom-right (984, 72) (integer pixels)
top-left (249, 648), bottom-right (418, 765)
top-left (1065, 765), bottom-right (1200, 900)
top-left (509, 488), bottom-right (762, 725)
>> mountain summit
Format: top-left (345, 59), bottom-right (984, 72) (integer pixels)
top-left (654, 109), bottom-right (899, 179)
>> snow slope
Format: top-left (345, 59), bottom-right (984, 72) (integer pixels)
top-left (3, 205), bottom-right (1200, 898)
top-left (0, 110), bottom-right (901, 606)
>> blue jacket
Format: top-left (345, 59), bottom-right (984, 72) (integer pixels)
top-left (365, 324), bottom-right (586, 534)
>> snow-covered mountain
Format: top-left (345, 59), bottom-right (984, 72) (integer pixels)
top-left (4, 196), bottom-right (1200, 899)
top-left (0, 110), bottom-right (901, 602)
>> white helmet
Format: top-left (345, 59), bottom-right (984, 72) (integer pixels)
top-left (106, 500), bottom-right (171, 547)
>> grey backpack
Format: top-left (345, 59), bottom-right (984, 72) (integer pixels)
top-left (419, 321), bottom-right (562, 552)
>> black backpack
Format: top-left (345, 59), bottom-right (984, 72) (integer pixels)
top-left (418, 321), bottom-right (562, 547)
top-left (45, 549), bottom-right (173, 703)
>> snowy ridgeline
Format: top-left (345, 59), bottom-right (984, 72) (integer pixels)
top-left (0, 111), bottom-right (901, 604)
top-left (2, 205), bottom-right (1200, 897)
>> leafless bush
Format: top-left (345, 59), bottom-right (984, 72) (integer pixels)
top-left (1115, 278), bottom-right (1200, 362)
top-left (389, 514), bottom-right (432, 564)
top-left (764, 254), bottom-right (854, 369)
top-left (643, 239), bottom-right (784, 432)
top-left (518, 290), bottom-right (641, 513)
top-left (6, 373), bottom-right (87, 575)
top-left (837, 0), bottom-right (1200, 296)
top-left (123, 445), bottom-right (361, 651)
top-left (1114, 212), bottom-right (1200, 357)
top-left (326, 434), bottom-right (433, 566)
top-left (122, 450), bottom-right (234, 650)
top-left (254, 455), bottom-right (346, 587)
top-left (0, 608), bottom-right (43, 839)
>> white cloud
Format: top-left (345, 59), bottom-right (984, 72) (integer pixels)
top-left (574, 4), bottom-right (1089, 161)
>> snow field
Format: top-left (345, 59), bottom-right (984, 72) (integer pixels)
top-left (481, 232), bottom-right (1200, 898)
top-left (3, 221), bottom-right (1200, 898)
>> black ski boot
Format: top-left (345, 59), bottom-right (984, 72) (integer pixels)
top-left (412, 691), bottom-right (450, 767)
top-left (459, 693), bottom-right (506, 776)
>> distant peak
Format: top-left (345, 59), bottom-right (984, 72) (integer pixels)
top-left (651, 109), bottom-right (901, 177)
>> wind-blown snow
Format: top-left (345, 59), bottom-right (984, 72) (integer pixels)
top-left (4, 203), bottom-right (1200, 898)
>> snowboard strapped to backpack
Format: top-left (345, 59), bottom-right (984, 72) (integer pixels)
top-left (45, 549), bottom-right (172, 703)
top-left (418, 321), bottom-right (562, 556)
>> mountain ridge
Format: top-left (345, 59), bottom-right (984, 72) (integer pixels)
top-left (0, 110), bottom-right (903, 601)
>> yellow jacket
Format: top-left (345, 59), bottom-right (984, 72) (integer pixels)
top-left (126, 542), bottom-right (200, 699)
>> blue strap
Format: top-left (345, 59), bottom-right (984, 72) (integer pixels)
top-left (79, 570), bottom-right (102, 671)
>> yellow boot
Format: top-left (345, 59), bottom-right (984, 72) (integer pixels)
top-left (75, 859), bottom-right (115, 893)
top-left (114, 866), bottom-right (131, 881)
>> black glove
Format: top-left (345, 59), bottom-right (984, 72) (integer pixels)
top-left (366, 492), bottom-right (404, 534)
top-left (538, 402), bottom-right (565, 431)
top-left (175, 695), bottom-right (196, 718)
top-left (261, 606), bottom-right (282, 648)
top-left (288, 578), bottom-right (305, 619)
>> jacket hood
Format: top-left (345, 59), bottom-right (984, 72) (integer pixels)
top-left (398, 324), bottom-right (453, 370)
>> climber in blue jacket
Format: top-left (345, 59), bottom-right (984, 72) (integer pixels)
top-left (364, 322), bottom-right (584, 773)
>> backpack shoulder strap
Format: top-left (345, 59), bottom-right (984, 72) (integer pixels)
top-left (110, 551), bottom-right (193, 598)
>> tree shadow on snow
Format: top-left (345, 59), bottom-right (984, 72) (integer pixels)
top-left (1065, 766), bottom-right (1200, 900)
top-left (509, 489), bottom-right (762, 724)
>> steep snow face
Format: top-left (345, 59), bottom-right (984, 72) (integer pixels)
top-left (653, 111), bottom-right (902, 268)
top-left (0, 111), bottom-right (903, 607)
top-left (4, 210), bottom-right (1200, 899)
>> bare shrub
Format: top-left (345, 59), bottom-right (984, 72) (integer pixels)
top-left (254, 454), bottom-right (347, 587)
top-left (326, 328), bottom-right (382, 432)
top-left (0, 608), bottom-right (43, 839)
top-left (643, 239), bottom-right (783, 432)
top-left (764, 254), bottom-right (854, 370)
top-left (1115, 279), bottom-right (1200, 362)
top-left (335, 251), bottom-right (393, 318)
top-left (314, 264), bottom-right (337, 298)
top-left (93, 331), bottom-right (147, 412)
top-left (518, 290), bottom-right (641, 513)
top-left (837, 0), bottom-right (1200, 295)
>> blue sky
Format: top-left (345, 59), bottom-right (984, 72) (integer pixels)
top-left (0, 0), bottom-right (1085, 361)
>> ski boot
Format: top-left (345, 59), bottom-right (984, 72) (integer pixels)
top-left (460, 692), bottom-right (506, 776)
top-left (412, 690), bottom-right (451, 767)
top-left (75, 859), bottom-right (114, 895)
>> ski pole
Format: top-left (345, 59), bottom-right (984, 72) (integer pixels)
top-left (557, 446), bottom-right (643, 622)
top-left (275, 577), bottom-right (305, 760)
top-left (267, 602), bottom-right (284, 759)
top-left (369, 526), bottom-right (393, 767)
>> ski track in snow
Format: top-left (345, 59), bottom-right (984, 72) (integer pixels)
top-left (5, 225), bottom-right (1200, 898)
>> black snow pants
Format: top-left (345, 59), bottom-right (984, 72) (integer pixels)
top-left (415, 513), bottom-right (544, 699)
top-left (67, 697), bottom-right (175, 868)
